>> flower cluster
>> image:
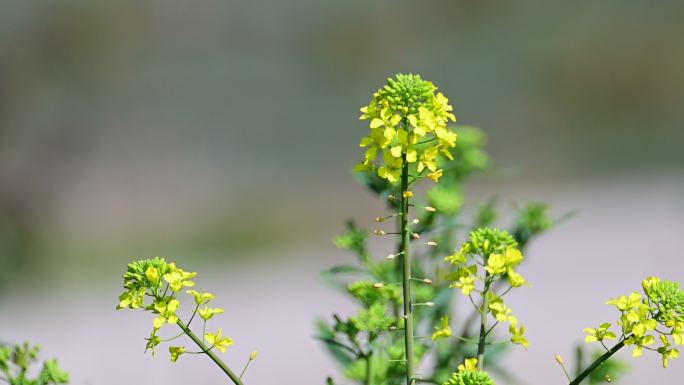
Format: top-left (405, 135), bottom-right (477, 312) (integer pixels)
top-left (117, 257), bottom-right (232, 363)
top-left (584, 277), bottom-right (683, 367)
top-left (356, 73), bottom-right (457, 183)
top-left (442, 358), bottom-right (495, 385)
top-left (445, 228), bottom-right (529, 348)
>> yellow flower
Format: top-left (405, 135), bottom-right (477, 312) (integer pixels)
top-left (417, 146), bottom-right (438, 173)
top-left (187, 290), bottom-right (215, 305)
top-left (153, 298), bottom-right (180, 329)
top-left (485, 253), bottom-right (507, 275)
top-left (163, 263), bottom-right (197, 292)
top-left (457, 358), bottom-right (478, 372)
top-left (453, 275), bottom-right (476, 295)
top-left (117, 287), bottom-right (146, 309)
top-left (510, 323), bottom-right (529, 349)
top-left (426, 169), bottom-right (443, 182)
top-left (431, 316), bottom-right (453, 340)
top-left (205, 328), bottom-right (234, 352)
top-left (199, 306), bottom-right (225, 321)
top-left (169, 346), bottom-right (185, 362)
top-left (507, 270), bottom-right (527, 288)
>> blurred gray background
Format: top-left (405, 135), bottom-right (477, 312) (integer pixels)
top-left (1, 1), bottom-right (683, 384)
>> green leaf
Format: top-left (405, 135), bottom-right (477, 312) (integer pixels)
top-left (352, 303), bottom-right (395, 333)
top-left (427, 183), bottom-right (464, 215)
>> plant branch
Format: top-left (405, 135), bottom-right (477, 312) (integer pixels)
top-left (477, 273), bottom-right (491, 370)
top-left (176, 319), bottom-right (245, 385)
top-left (315, 337), bottom-right (359, 356)
top-left (569, 339), bottom-right (626, 385)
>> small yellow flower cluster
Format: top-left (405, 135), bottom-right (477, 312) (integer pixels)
top-left (488, 294), bottom-right (528, 349)
top-left (356, 74), bottom-right (457, 183)
top-left (117, 258), bottom-right (231, 363)
top-left (445, 228), bottom-right (529, 349)
top-left (585, 277), bottom-right (683, 368)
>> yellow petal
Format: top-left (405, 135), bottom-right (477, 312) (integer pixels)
top-left (370, 118), bottom-right (384, 128)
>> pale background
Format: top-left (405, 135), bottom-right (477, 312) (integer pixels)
top-left (1, 1), bottom-right (683, 384)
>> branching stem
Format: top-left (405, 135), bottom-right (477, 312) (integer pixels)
top-left (477, 273), bottom-right (492, 370)
top-left (176, 319), bottom-right (244, 385)
top-left (569, 339), bottom-right (626, 385)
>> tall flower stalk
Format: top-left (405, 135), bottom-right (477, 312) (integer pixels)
top-left (357, 74), bottom-right (457, 385)
top-left (399, 156), bottom-right (415, 384)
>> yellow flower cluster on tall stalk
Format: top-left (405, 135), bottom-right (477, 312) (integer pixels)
top-left (356, 74), bottom-right (457, 183)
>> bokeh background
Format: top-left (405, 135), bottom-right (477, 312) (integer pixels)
top-left (1, 1), bottom-right (683, 384)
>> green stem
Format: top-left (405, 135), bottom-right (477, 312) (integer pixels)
top-left (176, 319), bottom-right (245, 385)
top-left (239, 358), bottom-right (252, 380)
top-left (569, 339), bottom-right (625, 385)
top-left (476, 273), bottom-right (491, 370)
top-left (574, 344), bottom-right (583, 377)
top-left (400, 156), bottom-right (415, 385)
top-left (365, 353), bottom-right (372, 385)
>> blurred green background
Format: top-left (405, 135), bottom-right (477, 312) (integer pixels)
top-left (1, 1), bottom-right (683, 384)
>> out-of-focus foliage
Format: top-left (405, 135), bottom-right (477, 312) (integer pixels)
top-left (0, 342), bottom-right (69, 385)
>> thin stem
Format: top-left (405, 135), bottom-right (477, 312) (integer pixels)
top-left (315, 337), bottom-right (359, 356)
top-left (448, 335), bottom-right (509, 345)
top-left (450, 335), bottom-right (480, 344)
top-left (560, 363), bottom-right (572, 382)
top-left (498, 285), bottom-right (514, 298)
top-left (476, 273), bottom-right (491, 370)
top-left (365, 353), bottom-right (372, 385)
top-left (484, 320), bottom-right (499, 337)
top-left (400, 154), bottom-right (415, 385)
top-left (239, 357), bottom-right (252, 380)
top-left (161, 331), bottom-right (186, 342)
top-left (186, 346), bottom-right (216, 354)
top-left (569, 339), bottom-right (626, 385)
top-left (186, 303), bottom-right (201, 328)
top-left (176, 319), bottom-right (245, 385)
top-left (574, 345), bottom-right (583, 378)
